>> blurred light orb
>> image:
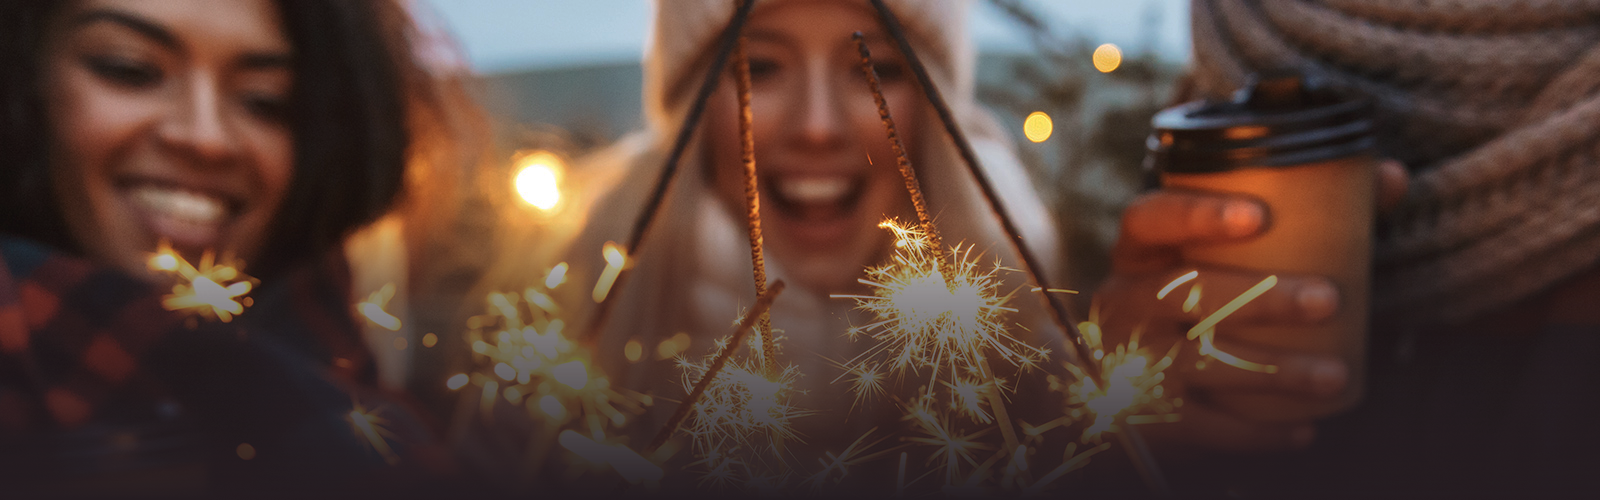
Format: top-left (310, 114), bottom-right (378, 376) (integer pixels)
top-left (514, 151), bottom-right (564, 210)
top-left (1093, 43), bottom-right (1122, 73)
top-left (1023, 111), bottom-right (1054, 143)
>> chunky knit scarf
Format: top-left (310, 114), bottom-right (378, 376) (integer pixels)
top-left (1189, 0), bottom-right (1600, 325)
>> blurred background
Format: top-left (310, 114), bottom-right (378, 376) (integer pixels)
top-left (419, 0), bottom-right (1192, 290)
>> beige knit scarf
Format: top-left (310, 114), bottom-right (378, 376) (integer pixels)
top-left (1189, 0), bottom-right (1600, 326)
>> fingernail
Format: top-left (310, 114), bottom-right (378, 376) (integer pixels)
top-left (1291, 426), bottom-right (1316, 448)
top-left (1297, 282), bottom-right (1339, 320)
top-left (1221, 201), bottom-right (1263, 237)
top-left (1309, 361), bottom-right (1347, 395)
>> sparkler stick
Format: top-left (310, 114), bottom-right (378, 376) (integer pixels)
top-left (855, 32), bottom-right (1022, 456)
top-left (646, 280), bottom-right (787, 453)
top-left (733, 38), bottom-right (778, 375)
top-left (853, 33), bottom-right (953, 283)
top-left (864, 0), bottom-right (1167, 491)
top-left (862, 0), bottom-right (1094, 377)
top-left (579, 0), bottom-right (756, 345)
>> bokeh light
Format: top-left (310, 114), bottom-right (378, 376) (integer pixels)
top-left (1023, 111), bottom-right (1054, 143)
top-left (1093, 43), bottom-right (1122, 73)
top-left (514, 150), bottom-right (565, 210)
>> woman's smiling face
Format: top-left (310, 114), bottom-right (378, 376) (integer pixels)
top-left (703, 0), bottom-right (920, 293)
top-left (41, 0), bottom-right (294, 276)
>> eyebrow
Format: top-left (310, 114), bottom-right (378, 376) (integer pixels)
top-left (69, 9), bottom-right (293, 70)
top-left (70, 9), bottom-right (181, 51)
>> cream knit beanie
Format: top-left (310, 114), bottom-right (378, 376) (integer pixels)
top-left (642, 0), bottom-right (978, 137)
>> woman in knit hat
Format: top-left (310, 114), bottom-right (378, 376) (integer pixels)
top-left (476, 0), bottom-right (1066, 491)
top-left (1093, 0), bottom-right (1599, 495)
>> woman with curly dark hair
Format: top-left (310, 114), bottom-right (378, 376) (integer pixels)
top-left (0, 0), bottom-right (483, 495)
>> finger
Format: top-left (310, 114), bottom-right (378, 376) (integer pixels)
top-left (1119, 190), bottom-right (1268, 249)
top-left (1181, 338), bottom-right (1348, 398)
top-left (1139, 402), bottom-right (1316, 455)
top-left (1377, 159), bottom-right (1409, 213)
top-left (1096, 268), bottom-right (1340, 327)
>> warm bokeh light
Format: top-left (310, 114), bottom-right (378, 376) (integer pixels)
top-left (514, 150), bottom-right (565, 210)
top-left (1093, 43), bottom-right (1122, 73)
top-left (446, 373), bottom-right (469, 390)
top-left (1023, 111), bottom-right (1053, 143)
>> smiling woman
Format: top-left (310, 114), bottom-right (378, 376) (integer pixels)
top-left (475, 0), bottom-right (1063, 490)
top-left (3, 0), bottom-right (411, 281)
top-left (0, 0), bottom-right (472, 495)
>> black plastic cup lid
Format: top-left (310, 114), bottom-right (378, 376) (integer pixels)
top-left (1148, 71), bottom-right (1375, 174)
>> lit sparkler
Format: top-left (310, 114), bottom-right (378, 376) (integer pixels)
top-left (1053, 325), bottom-right (1181, 442)
top-left (451, 261), bottom-right (653, 489)
top-left (348, 403), bottom-right (400, 465)
top-left (646, 282), bottom-right (791, 488)
top-left (357, 283), bottom-right (402, 331)
top-left (147, 242), bottom-right (256, 323)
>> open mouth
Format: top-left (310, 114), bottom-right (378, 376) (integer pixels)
top-left (761, 173), bottom-right (867, 247)
top-left (119, 179), bottom-right (243, 253)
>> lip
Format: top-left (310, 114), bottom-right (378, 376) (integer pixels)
top-left (114, 176), bottom-right (245, 254)
top-left (760, 170), bottom-right (868, 250)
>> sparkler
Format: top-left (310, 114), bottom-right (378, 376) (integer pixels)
top-left (357, 283), bottom-right (402, 331)
top-left (850, 35), bottom-right (1041, 454)
top-left (646, 280), bottom-right (787, 453)
top-left (147, 242), bottom-right (256, 323)
top-left (733, 37), bottom-right (779, 375)
top-left (675, 332), bottom-right (807, 486)
top-left (348, 403), bottom-right (400, 465)
top-left (452, 262), bottom-right (653, 489)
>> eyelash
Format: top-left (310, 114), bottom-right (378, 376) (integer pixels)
top-left (242, 92), bottom-right (289, 123)
top-left (85, 55), bottom-right (162, 88)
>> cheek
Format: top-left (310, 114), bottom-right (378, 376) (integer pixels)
top-left (45, 66), bottom-right (157, 257)
top-left (47, 69), bottom-right (149, 182)
top-left (247, 125), bottom-right (295, 202)
top-left (701, 88), bottom-right (749, 204)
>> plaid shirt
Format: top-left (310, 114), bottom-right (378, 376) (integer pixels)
top-left (0, 235), bottom-right (452, 495)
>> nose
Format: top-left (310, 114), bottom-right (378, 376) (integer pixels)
top-left (791, 60), bottom-right (848, 150)
top-left (157, 72), bottom-right (241, 166)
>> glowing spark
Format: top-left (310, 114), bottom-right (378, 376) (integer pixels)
top-left (1056, 335), bottom-right (1180, 442)
top-left (544, 262), bottom-right (569, 289)
top-left (1196, 329), bottom-right (1279, 373)
top-left (830, 361), bottom-right (886, 409)
top-left (944, 378), bottom-right (994, 424)
top-left (592, 242), bottom-right (629, 303)
top-left (1023, 111), bottom-right (1053, 143)
top-left (677, 334), bottom-right (807, 454)
top-left (514, 150), bottom-right (564, 210)
top-left (904, 392), bottom-right (991, 485)
top-left (1187, 275), bottom-right (1277, 340)
top-left (148, 245), bottom-right (256, 323)
top-left (836, 220), bottom-right (1045, 382)
top-left (357, 283), bottom-right (401, 331)
top-left (457, 267), bottom-right (652, 477)
top-left (1157, 271), bottom-right (1198, 300)
top-left (552, 360), bottom-right (588, 390)
top-left (348, 405), bottom-right (399, 465)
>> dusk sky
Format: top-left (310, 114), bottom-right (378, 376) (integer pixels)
top-left (419, 0), bottom-right (1192, 73)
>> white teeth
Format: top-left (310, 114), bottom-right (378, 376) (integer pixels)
top-left (130, 186), bottom-right (228, 225)
top-left (775, 176), bottom-right (852, 204)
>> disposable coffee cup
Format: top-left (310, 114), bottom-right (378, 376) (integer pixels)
top-left (1146, 72), bottom-right (1375, 422)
